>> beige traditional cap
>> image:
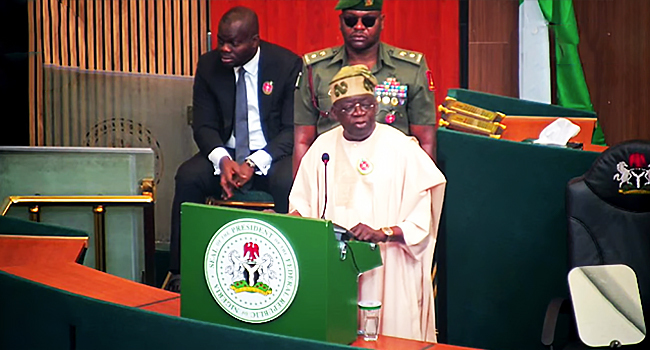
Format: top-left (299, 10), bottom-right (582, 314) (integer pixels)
top-left (328, 64), bottom-right (378, 104)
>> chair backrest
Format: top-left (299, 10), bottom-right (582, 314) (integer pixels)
top-left (566, 139), bottom-right (650, 319)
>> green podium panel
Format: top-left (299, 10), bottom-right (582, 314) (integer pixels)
top-left (181, 204), bottom-right (382, 345)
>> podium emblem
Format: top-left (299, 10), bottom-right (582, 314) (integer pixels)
top-left (204, 218), bottom-right (300, 323)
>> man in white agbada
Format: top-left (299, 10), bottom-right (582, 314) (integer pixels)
top-left (288, 65), bottom-right (446, 342)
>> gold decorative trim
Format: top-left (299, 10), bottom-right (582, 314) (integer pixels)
top-left (440, 97), bottom-right (506, 123)
top-left (1, 193), bottom-right (156, 285)
top-left (1, 195), bottom-right (154, 216)
top-left (140, 178), bottom-right (155, 198)
top-left (207, 200), bottom-right (275, 209)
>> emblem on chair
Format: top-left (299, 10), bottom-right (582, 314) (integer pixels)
top-left (204, 218), bottom-right (299, 323)
top-left (613, 153), bottom-right (650, 194)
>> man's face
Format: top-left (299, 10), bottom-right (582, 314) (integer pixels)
top-left (332, 94), bottom-right (377, 141)
top-left (217, 20), bottom-right (259, 67)
top-left (339, 10), bottom-right (384, 52)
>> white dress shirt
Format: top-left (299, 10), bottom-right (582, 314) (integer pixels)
top-left (208, 47), bottom-right (273, 176)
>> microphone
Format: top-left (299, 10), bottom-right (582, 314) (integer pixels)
top-left (320, 153), bottom-right (352, 241)
top-left (321, 153), bottom-right (329, 219)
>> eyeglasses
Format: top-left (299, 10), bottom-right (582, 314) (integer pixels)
top-left (341, 15), bottom-right (378, 28)
top-left (336, 102), bottom-right (376, 116)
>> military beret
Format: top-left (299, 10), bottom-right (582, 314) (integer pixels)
top-left (328, 65), bottom-right (378, 104)
top-left (335, 0), bottom-right (383, 11)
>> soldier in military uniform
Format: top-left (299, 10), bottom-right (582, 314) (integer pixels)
top-left (293, 0), bottom-right (437, 175)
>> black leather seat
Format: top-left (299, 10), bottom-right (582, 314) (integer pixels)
top-left (542, 140), bottom-right (650, 349)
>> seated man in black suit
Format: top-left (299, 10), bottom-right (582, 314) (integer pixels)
top-left (167, 6), bottom-right (301, 288)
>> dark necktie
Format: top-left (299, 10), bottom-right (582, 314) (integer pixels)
top-left (234, 67), bottom-right (249, 164)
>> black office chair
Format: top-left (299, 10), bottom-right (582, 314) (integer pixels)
top-left (542, 140), bottom-right (650, 350)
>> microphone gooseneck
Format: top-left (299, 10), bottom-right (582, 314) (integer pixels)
top-left (321, 153), bottom-right (329, 219)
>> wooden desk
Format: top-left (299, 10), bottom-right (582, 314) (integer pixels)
top-left (0, 235), bottom-right (87, 267)
top-left (2, 263), bottom-right (482, 350)
top-left (0, 263), bottom-right (177, 308)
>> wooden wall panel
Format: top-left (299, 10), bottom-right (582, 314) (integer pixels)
top-left (467, 0), bottom-right (649, 144)
top-left (130, 0), bottom-right (138, 72)
top-left (468, 0), bottom-right (518, 98)
top-left (182, 1), bottom-right (190, 76)
top-left (87, 2), bottom-right (95, 70)
top-left (138, 0), bottom-right (146, 73)
top-left (70, 1), bottom-right (79, 68)
top-left (156, 1), bottom-right (164, 74)
top-left (173, 0), bottom-right (181, 75)
top-left (34, 0), bottom-right (208, 76)
top-left (61, 1), bottom-right (69, 67)
top-left (51, 0), bottom-right (60, 66)
top-left (164, 0), bottom-right (172, 75)
top-left (94, 1), bottom-right (102, 70)
top-left (36, 0), bottom-right (44, 145)
top-left (115, 0), bottom-right (124, 71)
top-left (42, 0), bottom-right (51, 65)
top-left (28, 0), bottom-right (210, 146)
top-left (147, 0), bottom-right (155, 74)
top-left (200, 0), bottom-right (208, 55)
top-left (191, 2), bottom-right (199, 75)
top-left (574, 0), bottom-right (650, 145)
top-left (28, 0), bottom-right (36, 145)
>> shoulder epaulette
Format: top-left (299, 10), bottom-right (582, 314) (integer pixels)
top-left (388, 46), bottom-right (424, 65)
top-left (303, 47), bottom-right (337, 65)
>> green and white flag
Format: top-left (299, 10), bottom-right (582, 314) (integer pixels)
top-left (519, 0), bottom-right (606, 145)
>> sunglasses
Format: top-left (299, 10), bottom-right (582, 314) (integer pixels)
top-left (341, 15), bottom-right (378, 28)
top-left (336, 102), bottom-right (376, 116)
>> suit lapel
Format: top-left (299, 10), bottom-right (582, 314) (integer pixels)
top-left (215, 60), bottom-right (236, 132)
top-left (258, 43), bottom-right (273, 123)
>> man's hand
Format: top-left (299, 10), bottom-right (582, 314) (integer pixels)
top-left (234, 162), bottom-right (255, 188)
top-left (350, 223), bottom-right (386, 243)
top-left (219, 157), bottom-right (239, 199)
